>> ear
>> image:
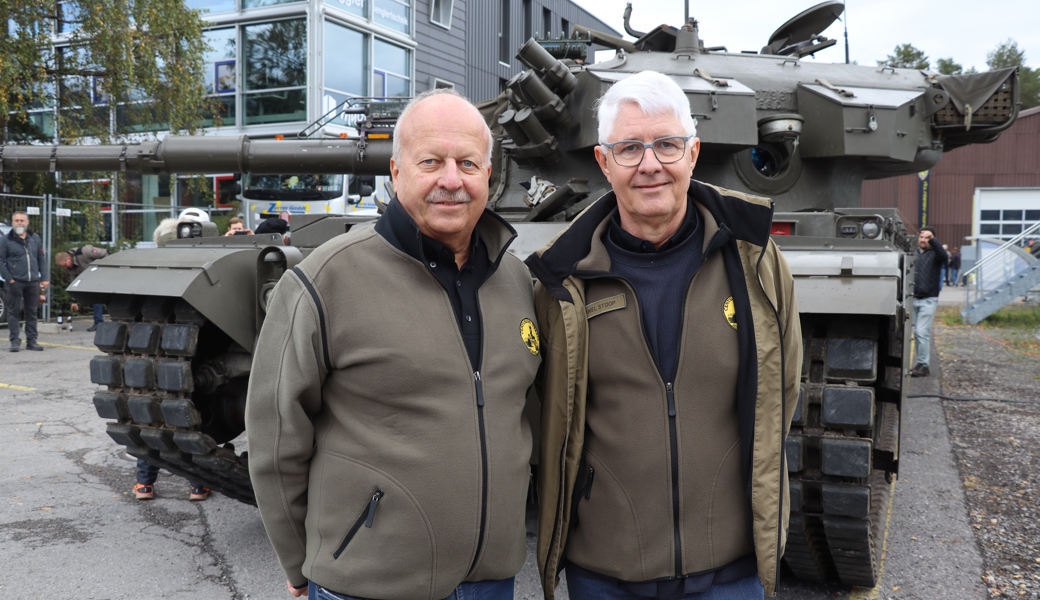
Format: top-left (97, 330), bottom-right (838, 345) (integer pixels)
top-left (689, 137), bottom-right (701, 173)
top-left (389, 157), bottom-right (400, 188)
top-left (594, 145), bottom-right (610, 178)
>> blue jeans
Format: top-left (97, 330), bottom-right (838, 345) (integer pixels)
top-left (308, 577), bottom-right (514, 600)
top-left (93, 303), bottom-right (104, 323)
top-left (566, 570), bottom-right (764, 600)
top-left (136, 459), bottom-right (204, 489)
top-left (913, 297), bottom-right (939, 368)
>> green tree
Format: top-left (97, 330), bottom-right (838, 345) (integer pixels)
top-left (878, 43), bottom-right (930, 70)
top-left (936, 57), bottom-right (963, 75)
top-left (1, 0), bottom-right (219, 194)
top-left (986, 38), bottom-right (1039, 109)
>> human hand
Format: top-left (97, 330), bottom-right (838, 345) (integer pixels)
top-left (71, 303), bottom-right (80, 311)
top-left (40, 281), bottom-right (50, 290)
top-left (287, 580), bottom-right (308, 597)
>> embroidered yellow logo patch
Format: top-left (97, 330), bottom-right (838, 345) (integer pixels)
top-left (520, 318), bottom-right (540, 355)
top-left (724, 297), bottom-right (738, 330)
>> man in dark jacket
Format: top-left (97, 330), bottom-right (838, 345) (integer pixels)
top-left (1, 211), bottom-right (49, 351)
top-left (55, 245), bottom-right (109, 331)
top-left (527, 71), bottom-right (801, 600)
top-left (911, 227), bottom-right (948, 377)
top-left (246, 89), bottom-right (539, 600)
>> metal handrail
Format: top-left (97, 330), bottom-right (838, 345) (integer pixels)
top-left (962, 221), bottom-right (1040, 280)
top-left (962, 220), bottom-right (1040, 308)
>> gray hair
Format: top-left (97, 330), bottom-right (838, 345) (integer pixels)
top-left (596, 71), bottom-right (697, 144)
top-left (392, 88), bottom-right (494, 165)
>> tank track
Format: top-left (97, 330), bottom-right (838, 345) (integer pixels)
top-left (88, 294), bottom-right (255, 504)
top-left (783, 317), bottom-right (901, 587)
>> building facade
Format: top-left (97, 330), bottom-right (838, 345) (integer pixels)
top-left (17, 0), bottom-right (617, 209)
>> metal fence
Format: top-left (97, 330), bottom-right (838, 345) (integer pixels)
top-left (1, 193), bottom-right (228, 324)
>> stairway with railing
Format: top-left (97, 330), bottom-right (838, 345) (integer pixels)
top-left (961, 221), bottom-right (1040, 324)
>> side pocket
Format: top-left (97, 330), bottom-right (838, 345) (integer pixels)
top-left (568, 455), bottom-right (595, 530)
top-left (332, 490), bottom-right (383, 559)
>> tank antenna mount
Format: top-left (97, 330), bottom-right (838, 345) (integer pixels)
top-left (622, 3), bottom-right (646, 38)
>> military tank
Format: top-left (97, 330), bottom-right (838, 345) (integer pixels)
top-left (0, 0), bottom-right (1020, 588)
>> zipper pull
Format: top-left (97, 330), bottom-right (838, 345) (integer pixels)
top-left (585, 467), bottom-right (595, 500)
top-left (365, 491), bottom-right (383, 528)
top-left (666, 383), bottom-right (676, 417)
top-left (474, 371), bottom-right (485, 407)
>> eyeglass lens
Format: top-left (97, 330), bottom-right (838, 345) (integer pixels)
top-left (612, 137), bottom-right (688, 166)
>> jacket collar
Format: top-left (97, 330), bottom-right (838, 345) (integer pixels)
top-left (525, 179), bottom-right (775, 302)
top-left (375, 196), bottom-right (519, 269)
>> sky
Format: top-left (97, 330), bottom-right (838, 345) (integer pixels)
top-left (571, 0), bottom-right (1040, 72)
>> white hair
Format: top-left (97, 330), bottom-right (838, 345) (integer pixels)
top-left (596, 71), bottom-right (697, 144)
top-left (392, 88), bottom-right (493, 165)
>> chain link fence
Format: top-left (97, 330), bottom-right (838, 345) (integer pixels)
top-left (1, 193), bottom-right (229, 326)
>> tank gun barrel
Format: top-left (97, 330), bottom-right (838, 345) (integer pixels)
top-left (0, 135), bottom-right (393, 175)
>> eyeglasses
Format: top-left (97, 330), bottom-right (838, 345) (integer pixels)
top-left (600, 135), bottom-right (694, 167)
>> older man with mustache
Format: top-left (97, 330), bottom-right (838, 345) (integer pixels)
top-left (246, 88), bottom-right (540, 600)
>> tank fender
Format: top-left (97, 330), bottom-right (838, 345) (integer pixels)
top-left (67, 247), bottom-right (261, 350)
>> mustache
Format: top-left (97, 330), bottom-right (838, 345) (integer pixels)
top-left (425, 188), bottom-right (471, 204)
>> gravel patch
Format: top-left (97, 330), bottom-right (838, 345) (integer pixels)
top-left (935, 322), bottom-right (1040, 599)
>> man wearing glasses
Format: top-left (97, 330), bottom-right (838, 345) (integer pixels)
top-left (526, 71), bottom-right (802, 600)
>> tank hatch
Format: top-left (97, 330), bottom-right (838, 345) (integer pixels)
top-left (762, 0), bottom-right (844, 57)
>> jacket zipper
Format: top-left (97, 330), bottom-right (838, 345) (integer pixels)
top-left (666, 382), bottom-right (683, 576)
top-left (332, 490), bottom-right (383, 559)
top-left (466, 370), bottom-right (490, 576)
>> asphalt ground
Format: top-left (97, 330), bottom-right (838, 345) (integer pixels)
top-left (0, 324), bottom-right (984, 599)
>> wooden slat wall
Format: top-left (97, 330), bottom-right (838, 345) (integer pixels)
top-left (861, 107), bottom-right (1040, 247)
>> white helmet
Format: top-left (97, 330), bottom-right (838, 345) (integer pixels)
top-left (178, 207), bottom-right (210, 222)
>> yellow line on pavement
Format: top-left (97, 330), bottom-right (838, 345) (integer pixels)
top-left (0, 383), bottom-right (36, 391)
top-left (37, 341), bottom-right (96, 351)
top-left (848, 478), bottom-right (899, 600)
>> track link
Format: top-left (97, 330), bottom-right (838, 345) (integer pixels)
top-left (783, 317), bottom-right (901, 588)
top-left (89, 295), bottom-right (255, 504)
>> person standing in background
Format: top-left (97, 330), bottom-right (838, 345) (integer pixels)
top-left (1, 211), bottom-right (49, 352)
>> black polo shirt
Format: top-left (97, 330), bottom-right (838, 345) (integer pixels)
top-left (376, 198), bottom-right (490, 370)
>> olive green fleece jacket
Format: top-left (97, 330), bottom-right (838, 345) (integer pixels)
top-left (246, 210), bottom-right (540, 600)
top-left (525, 181), bottom-right (803, 598)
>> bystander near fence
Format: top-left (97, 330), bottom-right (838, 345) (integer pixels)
top-left (1, 192), bottom-right (230, 326)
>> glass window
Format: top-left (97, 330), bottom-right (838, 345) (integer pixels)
top-left (1003, 223), bottom-right (1022, 235)
top-left (204, 28), bottom-right (237, 95)
top-left (324, 0), bottom-right (366, 17)
top-left (980, 210), bottom-right (1000, 221)
top-left (980, 224), bottom-right (1000, 235)
top-left (374, 39), bottom-right (408, 77)
top-left (245, 20), bottom-right (307, 90)
top-left (244, 89), bottom-right (307, 124)
top-left (499, 0), bottom-right (510, 63)
top-left (244, 0), bottom-right (304, 8)
top-left (1026, 210), bottom-right (1040, 222)
top-left (1003, 210), bottom-right (1023, 221)
top-left (57, 2), bottom-right (81, 35)
top-left (374, 0), bottom-right (410, 34)
top-left (244, 20), bottom-right (307, 124)
top-left (187, 0), bottom-right (236, 12)
top-left (373, 39), bottom-right (410, 98)
top-left (324, 21), bottom-right (366, 95)
top-left (431, 0), bottom-right (454, 28)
